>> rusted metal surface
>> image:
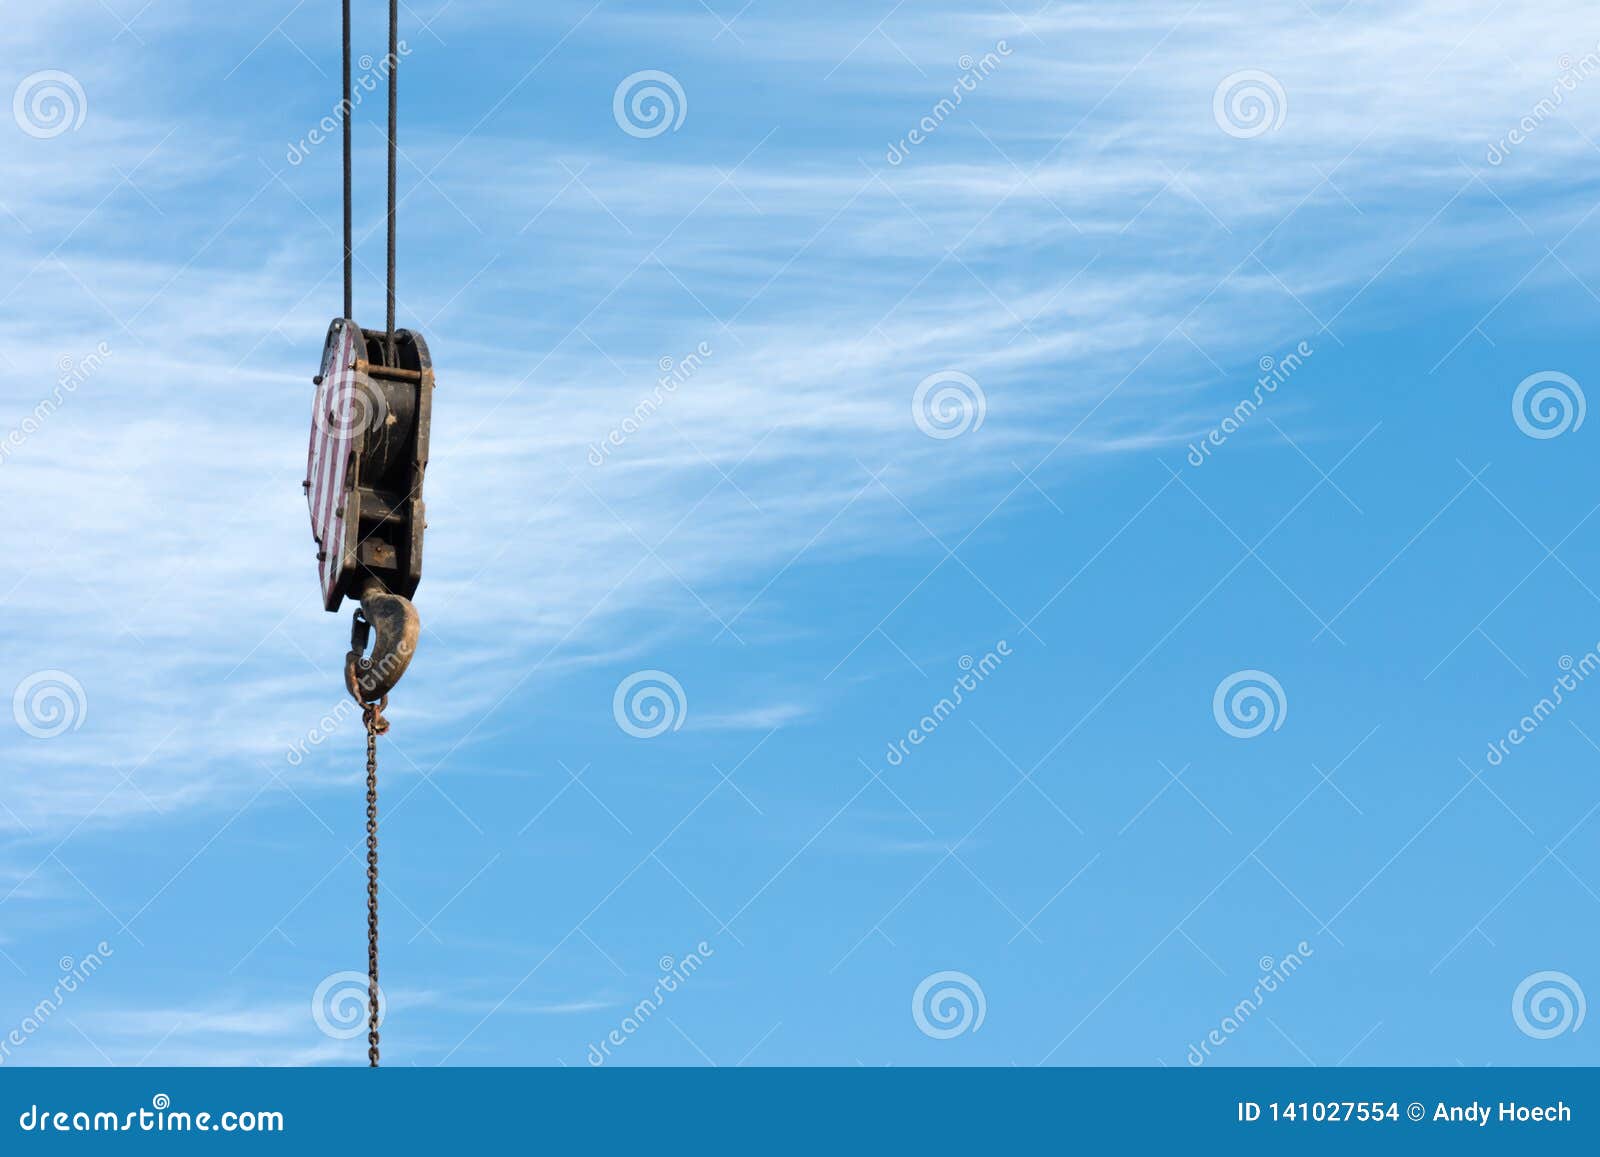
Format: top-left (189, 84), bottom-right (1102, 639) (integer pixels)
top-left (305, 318), bottom-right (434, 614)
top-left (344, 582), bottom-right (420, 706)
top-left (306, 318), bottom-right (363, 610)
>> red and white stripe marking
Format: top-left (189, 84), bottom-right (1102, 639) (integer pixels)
top-left (306, 322), bottom-right (363, 610)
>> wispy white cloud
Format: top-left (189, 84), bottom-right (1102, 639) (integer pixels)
top-left (3, 0), bottom-right (1597, 847)
top-left (20, 983), bottom-right (619, 1066)
top-left (694, 701), bottom-right (813, 730)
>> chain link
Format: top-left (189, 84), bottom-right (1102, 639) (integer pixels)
top-left (363, 701), bottom-right (385, 1067)
top-left (349, 609), bottom-right (392, 1068)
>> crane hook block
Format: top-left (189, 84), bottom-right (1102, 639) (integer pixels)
top-left (345, 584), bottom-right (421, 705)
top-left (305, 317), bottom-right (434, 614)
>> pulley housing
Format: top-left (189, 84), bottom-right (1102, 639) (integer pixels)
top-left (305, 319), bottom-right (433, 612)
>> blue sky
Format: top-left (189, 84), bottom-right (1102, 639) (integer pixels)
top-left (2, 0), bottom-right (1600, 1066)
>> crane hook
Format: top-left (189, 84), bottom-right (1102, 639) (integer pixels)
top-left (344, 580), bottom-right (420, 713)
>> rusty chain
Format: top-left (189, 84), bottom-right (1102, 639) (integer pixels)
top-left (349, 608), bottom-right (392, 1067)
top-left (363, 696), bottom-right (387, 1067)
